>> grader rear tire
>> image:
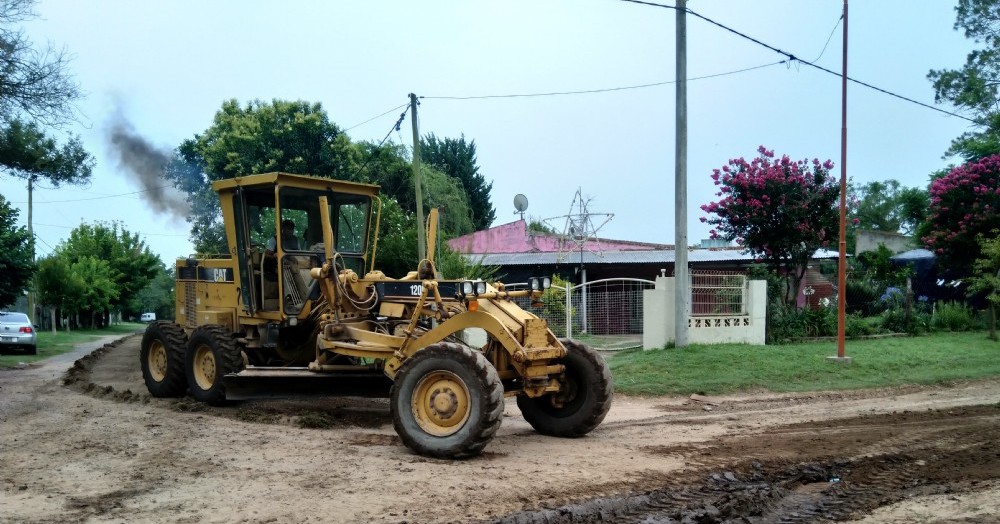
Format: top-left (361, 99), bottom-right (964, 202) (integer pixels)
top-left (390, 343), bottom-right (504, 459)
top-left (140, 321), bottom-right (188, 397)
top-left (185, 325), bottom-right (242, 405)
top-left (516, 339), bottom-right (613, 437)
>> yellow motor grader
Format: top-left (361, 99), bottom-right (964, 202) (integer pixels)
top-left (140, 172), bottom-right (612, 458)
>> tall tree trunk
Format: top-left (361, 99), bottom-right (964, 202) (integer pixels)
top-left (49, 307), bottom-right (56, 334)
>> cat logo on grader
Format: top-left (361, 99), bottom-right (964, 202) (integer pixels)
top-left (140, 172), bottom-right (612, 458)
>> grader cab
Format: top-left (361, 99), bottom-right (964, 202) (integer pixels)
top-left (140, 172), bottom-right (612, 458)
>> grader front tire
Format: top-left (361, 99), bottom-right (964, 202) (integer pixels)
top-left (516, 339), bottom-right (613, 437)
top-left (185, 325), bottom-right (242, 405)
top-left (140, 321), bottom-right (188, 397)
top-left (390, 343), bottom-right (504, 459)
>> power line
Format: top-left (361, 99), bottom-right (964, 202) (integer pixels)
top-left (619, 0), bottom-right (977, 123)
top-left (350, 104), bottom-right (410, 181)
top-left (811, 14), bottom-right (843, 63)
top-left (32, 221), bottom-right (189, 237)
top-left (10, 185), bottom-right (174, 204)
top-left (421, 61), bottom-right (786, 100)
top-left (344, 103), bottom-right (409, 132)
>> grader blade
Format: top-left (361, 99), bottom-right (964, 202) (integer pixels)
top-left (221, 368), bottom-right (393, 400)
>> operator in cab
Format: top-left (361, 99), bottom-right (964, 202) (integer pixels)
top-left (266, 219), bottom-right (300, 256)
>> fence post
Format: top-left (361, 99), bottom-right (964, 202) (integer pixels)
top-left (565, 281), bottom-right (572, 339)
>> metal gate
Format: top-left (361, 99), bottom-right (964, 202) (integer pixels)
top-left (509, 278), bottom-right (655, 351)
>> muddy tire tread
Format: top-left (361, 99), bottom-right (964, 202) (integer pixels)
top-left (140, 321), bottom-right (188, 397)
top-left (391, 342), bottom-right (504, 459)
top-left (516, 339), bottom-right (613, 437)
top-left (185, 324), bottom-right (241, 405)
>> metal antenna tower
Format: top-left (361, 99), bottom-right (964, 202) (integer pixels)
top-left (544, 188), bottom-right (614, 263)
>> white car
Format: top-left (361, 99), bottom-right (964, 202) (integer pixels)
top-left (140, 312), bottom-right (156, 323)
top-left (0, 312), bottom-right (37, 355)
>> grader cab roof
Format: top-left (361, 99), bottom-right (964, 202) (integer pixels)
top-left (210, 172), bottom-right (380, 197)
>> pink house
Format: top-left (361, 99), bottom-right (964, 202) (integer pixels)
top-left (447, 220), bottom-right (668, 255)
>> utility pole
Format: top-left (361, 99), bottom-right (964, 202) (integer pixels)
top-left (409, 93), bottom-right (427, 262)
top-left (26, 177), bottom-right (35, 325)
top-left (674, 0), bottom-right (689, 347)
top-left (831, 0), bottom-right (852, 364)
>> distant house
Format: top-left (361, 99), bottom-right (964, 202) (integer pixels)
top-left (448, 219), bottom-right (838, 284)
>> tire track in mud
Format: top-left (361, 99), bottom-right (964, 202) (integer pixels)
top-left (486, 405), bottom-right (1000, 524)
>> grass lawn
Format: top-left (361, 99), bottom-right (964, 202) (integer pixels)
top-left (0, 322), bottom-right (144, 369)
top-left (609, 332), bottom-right (1000, 396)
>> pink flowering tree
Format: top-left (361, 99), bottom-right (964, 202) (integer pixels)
top-left (922, 154), bottom-right (1000, 272)
top-left (701, 146), bottom-right (839, 305)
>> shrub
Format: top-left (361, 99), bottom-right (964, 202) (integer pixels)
top-left (933, 301), bottom-right (982, 332)
top-left (845, 278), bottom-right (883, 316)
top-left (845, 313), bottom-right (878, 338)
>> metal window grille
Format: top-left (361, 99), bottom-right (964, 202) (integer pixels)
top-left (689, 271), bottom-right (747, 316)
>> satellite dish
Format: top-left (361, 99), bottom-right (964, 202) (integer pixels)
top-left (513, 194), bottom-right (529, 213)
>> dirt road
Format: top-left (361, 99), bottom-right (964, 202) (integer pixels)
top-left (1, 335), bottom-right (999, 523)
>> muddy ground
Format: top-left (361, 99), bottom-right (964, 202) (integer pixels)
top-left (1, 335), bottom-right (999, 523)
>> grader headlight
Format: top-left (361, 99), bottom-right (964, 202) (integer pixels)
top-left (529, 276), bottom-right (551, 291)
top-left (458, 280), bottom-right (487, 298)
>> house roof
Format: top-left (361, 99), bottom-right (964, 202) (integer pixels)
top-left (469, 248), bottom-right (841, 266)
top-left (447, 219), bottom-right (669, 254)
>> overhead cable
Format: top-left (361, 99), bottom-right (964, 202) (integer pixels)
top-left (422, 61), bottom-right (787, 100)
top-left (619, 0), bottom-right (977, 123)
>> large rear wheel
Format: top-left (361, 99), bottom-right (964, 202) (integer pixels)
top-left (140, 321), bottom-right (188, 397)
top-left (516, 339), bottom-right (613, 437)
top-left (185, 325), bottom-right (242, 405)
top-left (390, 342), bottom-right (504, 459)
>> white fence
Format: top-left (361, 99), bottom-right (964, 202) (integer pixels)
top-left (643, 275), bottom-right (766, 348)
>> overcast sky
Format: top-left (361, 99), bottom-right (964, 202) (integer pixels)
top-left (2, 0), bottom-right (977, 265)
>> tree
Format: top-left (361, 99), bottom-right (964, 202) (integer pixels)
top-left (929, 0), bottom-right (1000, 160)
top-left (0, 194), bottom-right (33, 308)
top-left (420, 134), bottom-right (495, 230)
top-left (168, 99), bottom-right (361, 253)
top-left (0, 0), bottom-right (81, 125)
top-left (128, 264), bottom-right (175, 321)
top-left (921, 154), bottom-right (1000, 272)
top-left (369, 197), bottom-right (417, 279)
top-left (0, 118), bottom-right (93, 187)
top-left (850, 179), bottom-right (929, 235)
top-left (68, 256), bottom-right (118, 328)
top-left (34, 253), bottom-right (77, 332)
top-left (967, 231), bottom-right (1000, 339)
top-left (701, 146), bottom-right (838, 304)
top-left (58, 222), bottom-right (160, 319)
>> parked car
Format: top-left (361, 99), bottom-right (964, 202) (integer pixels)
top-left (140, 312), bottom-right (156, 323)
top-left (0, 312), bottom-right (37, 355)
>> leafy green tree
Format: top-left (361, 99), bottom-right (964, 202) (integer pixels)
top-left (59, 222), bottom-right (160, 318)
top-left (851, 180), bottom-right (929, 235)
top-left (967, 231), bottom-right (1000, 339)
top-left (169, 99), bottom-right (362, 253)
top-left (422, 166), bottom-right (474, 237)
top-left (0, 194), bottom-right (33, 308)
top-left (420, 134), bottom-right (495, 230)
top-left (929, 0), bottom-right (1000, 160)
top-left (921, 154), bottom-right (1000, 272)
top-left (69, 256), bottom-right (118, 328)
top-left (194, 99), bottom-right (359, 180)
top-left (34, 254), bottom-right (78, 332)
top-left (701, 146), bottom-right (839, 305)
top-left (129, 264), bottom-right (175, 321)
top-left (0, 119), bottom-right (92, 186)
top-left (370, 197), bottom-right (417, 279)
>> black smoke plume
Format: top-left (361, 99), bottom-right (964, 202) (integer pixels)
top-left (105, 113), bottom-right (190, 221)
